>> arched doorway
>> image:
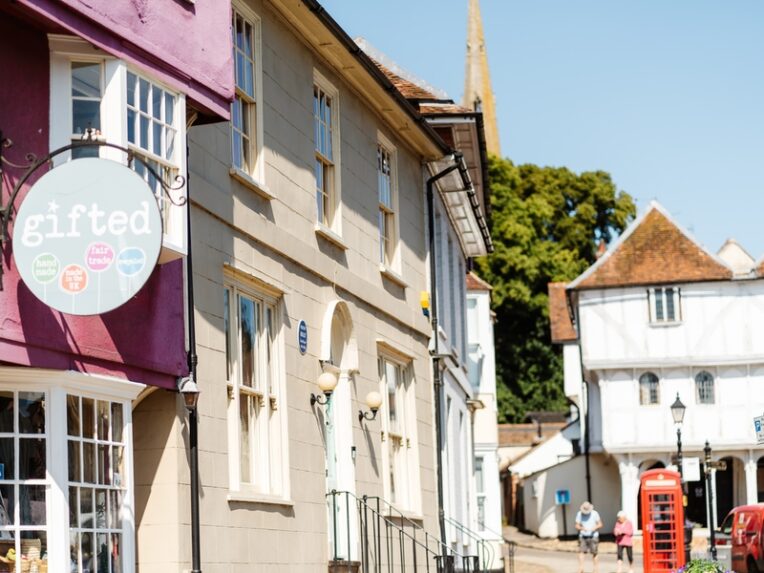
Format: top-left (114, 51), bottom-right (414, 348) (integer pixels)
top-left (321, 300), bottom-right (359, 561)
top-left (715, 456), bottom-right (742, 527)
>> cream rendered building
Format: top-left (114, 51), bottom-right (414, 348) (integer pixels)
top-left (133, 1), bottom-right (492, 572)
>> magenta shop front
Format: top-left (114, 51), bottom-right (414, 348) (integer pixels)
top-left (0, 1), bottom-right (231, 571)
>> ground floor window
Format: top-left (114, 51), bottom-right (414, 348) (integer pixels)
top-left (474, 456), bottom-right (486, 531)
top-left (0, 371), bottom-right (140, 573)
top-left (67, 395), bottom-right (127, 573)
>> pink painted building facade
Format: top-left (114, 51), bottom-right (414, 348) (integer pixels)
top-left (0, 1), bottom-right (232, 571)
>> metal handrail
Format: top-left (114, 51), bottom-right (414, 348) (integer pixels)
top-left (326, 490), bottom-right (481, 572)
top-left (470, 520), bottom-right (517, 573)
top-left (443, 516), bottom-right (494, 572)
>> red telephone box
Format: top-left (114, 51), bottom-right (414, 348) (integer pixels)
top-left (640, 468), bottom-right (686, 572)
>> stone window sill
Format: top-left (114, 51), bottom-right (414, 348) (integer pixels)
top-left (315, 224), bottom-right (348, 250)
top-left (226, 491), bottom-right (294, 506)
top-left (229, 167), bottom-right (273, 200)
top-left (379, 264), bottom-right (407, 288)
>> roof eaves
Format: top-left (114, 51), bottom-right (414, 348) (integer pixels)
top-left (303, 1), bottom-right (451, 156)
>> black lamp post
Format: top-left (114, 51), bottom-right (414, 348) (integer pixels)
top-left (705, 441), bottom-right (717, 561)
top-left (670, 393), bottom-right (691, 565)
top-left (178, 375), bottom-right (201, 573)
top-left (670, 393), bottom-right (686, 478)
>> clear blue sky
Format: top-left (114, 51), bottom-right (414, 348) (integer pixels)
top-left (320, 0), bottom-right (764, 258)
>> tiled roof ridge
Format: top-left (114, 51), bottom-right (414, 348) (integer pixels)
top-left (568, 201), bottom-right (734, 290)
top-left (354, 37), bottom-right (449, 101)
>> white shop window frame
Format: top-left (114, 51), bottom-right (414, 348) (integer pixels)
top-left (0, 368), bottom-right (141, 573)
top-left (224, 278), bottom-right (291, 505)
top-left (48, 35), bottom-right (188, 258)
top-left (378, 350), bottom-right (421, 516)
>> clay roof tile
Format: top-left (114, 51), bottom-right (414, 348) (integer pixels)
top-left (570, 203), bottom-right (733, 290)
top-left (548, 283), bottom-right (577, 343)
top-left (466, 272), bottom-right (492, 291)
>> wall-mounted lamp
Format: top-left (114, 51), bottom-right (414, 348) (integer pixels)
top-left (358, 391), bottom-right (382, 423)
top-left (177, 375), bottom-right (200, 412)
top-left (310, 371), bottom-right (338, 406)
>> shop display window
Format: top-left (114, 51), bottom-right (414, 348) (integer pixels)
top-left (0, 391), bottom-right (48, 573)
top-left (0, 375), bottom-right (138, 573)
top-left (67, 396), bottom-right (125, 573)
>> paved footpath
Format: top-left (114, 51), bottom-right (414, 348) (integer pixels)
top-left (506, 525), bottom-right (644, 573)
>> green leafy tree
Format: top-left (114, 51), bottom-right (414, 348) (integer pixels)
top-left (477, 156), bottom-right (635, 423)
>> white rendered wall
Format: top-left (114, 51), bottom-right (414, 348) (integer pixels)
top-left (466, 289), bottom-right (502, 540)
top-left (510, 427), bottom-right (576, 478)
top-left (579, 281), bottom-right (764, 369)
top-left (578, 282), bottom-right (764, 458)
top-left (521, 454), bottom-right (620, 538)
top-left (563, 343), bottom-right (583, 401)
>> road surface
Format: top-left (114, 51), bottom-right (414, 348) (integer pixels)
top-left (514, 545), bottom-right (644, 573)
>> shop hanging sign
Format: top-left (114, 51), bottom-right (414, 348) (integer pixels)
top-left (13, 158), bottom-right (162, 315)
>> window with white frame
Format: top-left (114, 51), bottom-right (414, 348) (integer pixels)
top-left (377, 136), bottom-right (398, 268)
top-left (448, 236), bottom-right (456, 345)
top-left (695, 370), bottom-right (715, 405)
top-left (313, 73), bottom-right (340, 231)
top-left (224, 282), bottom-right (287, 499)
top-left (49, 36), bottom-right (187, 256)
top-left (379, 355), bottom-right (419, 512)
top-left (0, 373), bottom-right (138, 573)
top-left (648, 287), bottom-right (681, 323)
top-left (126, 71), bottom-right (180, 227)
top-left (71, 61), bottom-right (103, 158)
top-left (474, 456), bottom-right (486, 531)
top-left (231, 5), bottom-right (263, 181)
top-left (639, 372), bottom-right (660, 405)
top-left (458, 257), bottom-right (466, 358)
top-left (67, 395), bottom-right (127, 573)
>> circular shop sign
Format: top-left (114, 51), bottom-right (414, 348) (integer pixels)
top-left (14, 158), bottom-right (162, 315)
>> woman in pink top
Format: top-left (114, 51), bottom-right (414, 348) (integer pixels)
top-left (614, 510), bottom-right (634, 573)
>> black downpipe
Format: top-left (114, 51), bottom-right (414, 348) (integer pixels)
top-left (426, 160), bottom-right (461, 556)
top-left (185, 145), bottom-right (202, 573)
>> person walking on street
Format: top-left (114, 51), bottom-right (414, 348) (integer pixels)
top-left (614, 510), bottom-right (634, 573)
top-left (576, 501), bottom-right (603, 573)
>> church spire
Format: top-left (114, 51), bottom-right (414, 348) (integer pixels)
top-left (464, 0), bottom-right (501, 157)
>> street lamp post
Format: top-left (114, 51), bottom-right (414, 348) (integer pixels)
top-left (670, 393), bottom-right (691, 565)
top-left (705, 441), bottom-right (718, 561)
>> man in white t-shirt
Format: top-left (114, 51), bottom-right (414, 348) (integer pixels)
top-left (575, 501), bottom-right (603, 573)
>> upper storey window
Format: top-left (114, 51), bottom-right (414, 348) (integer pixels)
top-left (639, 372), bottom-right (660, 405)
top-left (49, 35), bottom-right (188, 258)
top-left (695, 370), bottom-right (715, 405)
top-left (377, 134), bottom-right (399, 270)
top-left (313, 71), bottom-right (341, 236)
top-left (648, 287), bottom-right (681, 323)
top-left (126, 72), bottom-right (180, 226)
top-left (230, 4), bottom-right (265, 189)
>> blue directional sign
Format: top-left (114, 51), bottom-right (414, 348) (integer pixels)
top-left (555, 489), bottom-right (571, 505)
top-left (755, 415), bottom-right (764, 444)
top-left (298, 320), bottom-right (308, 355)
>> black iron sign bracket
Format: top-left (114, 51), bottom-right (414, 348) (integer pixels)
top-left (0, 129), bottom-right (187, 291)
